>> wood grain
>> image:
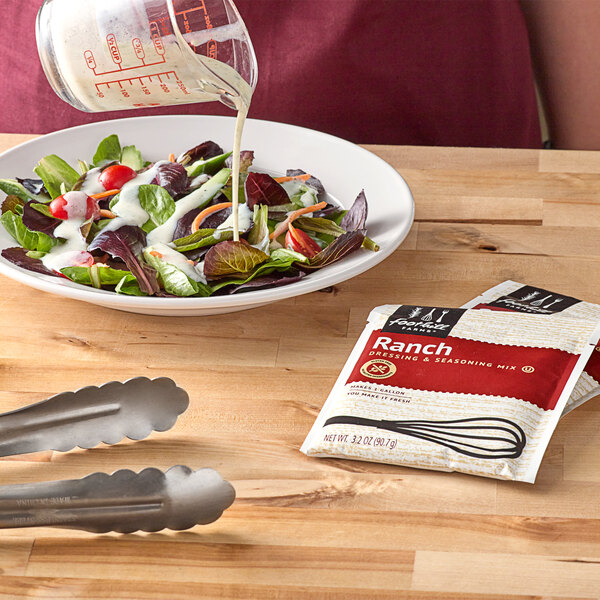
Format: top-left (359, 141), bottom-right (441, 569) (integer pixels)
top-left (1, 136), bottom-right (600, 598)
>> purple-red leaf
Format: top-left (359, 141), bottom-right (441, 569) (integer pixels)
top-left (16, 178), bottom-right (47, 196)
top-left (340, 190), bottom-right (368, 231)
top-left (245, 172), bottom-right (289, 209)
top-left (22, 202), bottom-right (59, 235)
top-left (180, 141), bottom-right (224, 163)
top-left (301, 230), bottom-right (365, 270)
top-left (152, 162), bottom-right (188, 197)
top-left (228, 270), bottom-right (305, 294)
top-left (225, 150), bottom-right (255, 172)
top-left (173, 205), bottom-right (232, 240)
top-left (1, 247), bottom-right (59, 277)
top-left (88, 225), bottom-right (159, 294)
top-left (204, 239), bottom-right (268, 280)
top-left (285, 169), bottom-right (325, 195)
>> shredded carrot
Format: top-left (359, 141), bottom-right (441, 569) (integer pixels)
top-left (191, 202), bottom-right (233, 233)
top-left (168, 153), bottom-right (175, 162)
top-left (99, 209), bottom-right (116, 219)
top-left (273, 174), bottom-right (311, 184)
top-left (269, 201), bottom-right (327, 240)
top-left (90, 189), bottom-right (120, 199)
top-left (149, 250), bottom-right (163, 258)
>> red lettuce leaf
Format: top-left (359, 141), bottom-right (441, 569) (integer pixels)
top-left (225, 150), bottom-right (255, 172)
top-left (1, 195), bottom-right (25, 215)
top-left (301, 230), bottom-right (365, 270)
top-left (152, 162), bottom-right (188, 197)
top-left (312, 203), bottom-right (341, 218)
top-left (204, 239), bottom-right (269, 280)
top-left (340, 190), bottom-right (368, 231)
top-left (88, 225), bottom-right (159, 295)
top-left (225, 270), bottom-right (305, 294)
top-left (245, 172), bottom-right (289, 209)
top-left (22, 201), bottom-right (60, 235)
top-left (173, 205), bottom-right (232, 240)
top-left (1, 247), bottom-right (59, 277)
top-left (285, 169), bottom-right (326, 196)
top-left (180, 141), bottom-right (224, 164)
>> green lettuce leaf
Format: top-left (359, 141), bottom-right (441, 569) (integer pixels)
top-left (143, 248), bottom-right (212, 297)
top-left (171, 228), bottom-right (235, 253)
top-left (0, 178), bottom-right (50, 203)
top-left (0, 211), bottom-right (59, 252)
top-left (61, 264), bottom-right (136, 286)
top-left (185, 152), bottom-right (232, 178)
top-left (92, 134), bottom-right (121, 167)
top-left (247, 205), bottom-right (269, 253)
top-left (120, 145), bottom-right (144, 170)
top-left (138, 184), bottom-right (176, 227)
top-left (34, 155), bottom-right (81, 199)
top-left (204, 239), bottom-right (269, 279)
top-left (209, 248), bottom-right (308, 292)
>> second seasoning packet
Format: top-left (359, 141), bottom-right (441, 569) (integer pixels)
top-left (301, 305), bottom-right (600, 483)
top-left (463, 280), bottom-right (600, 415)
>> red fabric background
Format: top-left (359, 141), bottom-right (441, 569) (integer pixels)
top-left (0, 0), bottom-right (541, 147)
top-left (348, 331), bottom-right (579, 411)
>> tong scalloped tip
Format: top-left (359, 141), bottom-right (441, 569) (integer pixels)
top-left (0, 377), bottom-right (189, 457)
top-left (0, 465), bottom-right (235, 533)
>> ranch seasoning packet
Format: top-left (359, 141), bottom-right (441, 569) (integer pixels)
top-left (462, 280), bottom-right (600, 416)
top-left (300, 305), bottom-right (600, 482)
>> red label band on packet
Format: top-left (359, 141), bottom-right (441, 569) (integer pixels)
top-left (301, 304), bottom-right (600, 483)
top-left (349, 331), bottom-right (578, 411)
top-left (462, 280), bottom-right (600, 415)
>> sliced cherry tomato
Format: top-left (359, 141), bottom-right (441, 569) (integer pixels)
top-left (285, 223), bottom-right (321, 258)
top-left (49, 192), bottom-right (100, 220)
top-left (99, 164), bottom-right (137, 190)
top-left (54, 251), bottom-right (95, 275)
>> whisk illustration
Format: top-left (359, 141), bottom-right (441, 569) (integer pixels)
top-left (324, 416), bottom-right (526, 459)
top-left (421, 309), bottom-right (436, 322)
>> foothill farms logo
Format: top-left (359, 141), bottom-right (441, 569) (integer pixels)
top-left (382, 306), bottom-right (466, 339)
top-left (488, 285), bottom-right (580, 315)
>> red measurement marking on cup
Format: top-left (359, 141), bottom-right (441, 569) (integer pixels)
top-left (207, 40), bottom-right (217, 59)
top-left (150, 21), bottom-right (165, 55)
top-left (84, 50), bottom-right (96, 70)
top-left (132, 38), bottom-right (145, 61)
top-left (173, 0), bottom-right (216, 57)
top-left (106, 34), bottom-right (122, 65)
top-left (84, 29), bottom-right (166, 77)
top-left (94, 71), bottom-right (190, 98)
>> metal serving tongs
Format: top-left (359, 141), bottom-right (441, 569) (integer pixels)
top-left (0, 377), bottom-right (189, 456)
top-left (0, 378), bottom-right (236, 532)
top-left (0, 466), bottom-right (235, 533)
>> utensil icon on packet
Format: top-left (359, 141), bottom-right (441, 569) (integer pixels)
top-left (530, 294), bottom-right (553, 306)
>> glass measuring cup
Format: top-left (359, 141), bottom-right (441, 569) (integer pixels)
top-left (36, 0), bottom-right (257, 113)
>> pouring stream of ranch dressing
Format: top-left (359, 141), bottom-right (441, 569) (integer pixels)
top-left (46, 0), bottom-right (254, 245)
top-left (165, 0), bottom-right (252, 242)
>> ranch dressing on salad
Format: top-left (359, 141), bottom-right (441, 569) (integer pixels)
top-left (41, 191), bottom-right (90, 272)
top-left (146, 242), bottom-right (206, 283)
top-left (78, 168), bottom-right (104, 195)
top-left (104, 161), bottom-right (170, 232)
top-left (214, 202), bottom-right (252, 239)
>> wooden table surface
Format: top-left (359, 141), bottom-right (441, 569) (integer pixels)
top-left (1, 134), bottom-right (599, 600)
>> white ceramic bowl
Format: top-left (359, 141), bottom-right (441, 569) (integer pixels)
top-left (0, 115), bottom-right (414, 316)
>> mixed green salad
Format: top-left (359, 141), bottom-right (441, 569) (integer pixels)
top-left (0, 135), bottom-right (378, 297)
